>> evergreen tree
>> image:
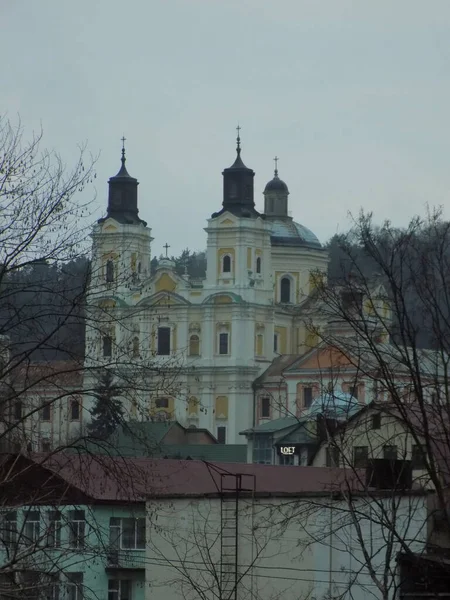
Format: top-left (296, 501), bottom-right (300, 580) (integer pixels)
top-left (88, 370), bottom-right (124, 440)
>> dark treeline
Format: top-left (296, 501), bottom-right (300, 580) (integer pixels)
top-left (3, 222), bottom-right (446, 362)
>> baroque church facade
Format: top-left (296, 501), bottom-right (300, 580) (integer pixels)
top-left (84, 135), bottom-right (328, 444)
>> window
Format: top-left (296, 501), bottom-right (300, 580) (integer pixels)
top-left (326, 447), bottom-right (340, 467)
top-left (217, 426), bottom-right (226, 444)
top-left (41, 403), bottom-right (51, 421)
top-left (383, 445), bottom-right (398, 461)
top-left (273, 333), bottom-right (278, 353)
top-left (279, 454), bottom-right (294, 466)
top-left (106, 260), bottom-right (114, 283)
top-left (70, 399), bottom-right (80, 421)
top-left (66, 573), bottom-right (83, 600)
top-left (349, 385), bottom-right (358, 400)
top-left (47, 511), bottom-right (61, 548)
top-left (303, 387), bottom-right (313, 408)
top-left (108, 579), bottom-right (131, 600)
top-left (1, 511), bottom-right (17, 549)
top-left (353, 446), bottom-right (369, 468)
top-left (280, 277), bottom-right (291, 303)
top-left (41, 439), bottom-right (51, 452)
top-left (372, 413), bottom-right (381, 430)
top-left (132, 337), bottom-right (139, 358)
top-left (157, 327), bottom-right (171, 355)
top-left (103, 335), bottom-right (112, 357)
top-left (412, 445), bottom-right (426, 469)
top-left (24, 510), bottom-right (40, 545)
top-left (256, 256), bottom-right (261, 274)
top-left (13, 401), bottom-right (22, 421)
top-left (261, 397), bottom-right (270, 419)
top-left (155, 398), bottom-right (169, 409)
top-left (189, 335), bottom-right (200, 356)
top-left (69, 510), bottom-right (85, 549)
top-left (222, 255), bottom-right (231, 273)
top-left (219, 333), bottom-right (229, 355)
top-left (137, 262), bottom-right (141, 274)
top-left (109, 517), bottom-right (145, 550)
top-left (253, 435), bottom-right (272, 464)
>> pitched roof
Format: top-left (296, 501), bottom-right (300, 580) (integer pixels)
top-left (35, 453), bottom-right (364, 501)
top-left (160, 444), bottom-right (247, 463)
top-left (240, 417), bottom-right (299, 435)
top-left (253, 355), bottom-right (299, 385)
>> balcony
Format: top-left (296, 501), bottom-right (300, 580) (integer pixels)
top-left (105, 549), bottom-right (146, 572)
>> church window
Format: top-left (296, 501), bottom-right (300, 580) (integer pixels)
top-left (103, 335), bottom-right (112, 357)
top-left (256, 256), bottom-right (261, 274)
top-left (273, 333), bottom-right (279, 353)
top-left (222, 255), bottom-right (231, 273)
top-left (157, 327), bottom-right (171, 355)
top-left (155, 398), bottom-right (169, 409)
top-left (189, 335), bottom-right (200, 356)
top-left (105, 260), bottom-right (114, 283)
top-left (280, 277), bottom-right (291, 303)
top-left (132, 336), bottom-right (140, 358)
top-left (219, 333), bottom-right (229, 355)
top-left (137, 262), bottom-right (141, 274)
top-left (217, 426), bottom-right (226, 444)
top-left (70, 398), bottom-right (80, 421)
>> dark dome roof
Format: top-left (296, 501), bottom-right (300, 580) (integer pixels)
top-left (264, 175), bottom-right (289, 194)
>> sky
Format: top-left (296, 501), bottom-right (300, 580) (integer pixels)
top-left (2, 0), bottom-right (450, 256)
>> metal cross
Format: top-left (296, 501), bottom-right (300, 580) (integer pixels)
top-left (121, 136), bottom-right (126, 151)
top-left (163, 243), bottom-right (170, 257)
top-left (274, 155), bottom-right (279, 176)
top-left (236, 124), bottom-right (241, 137)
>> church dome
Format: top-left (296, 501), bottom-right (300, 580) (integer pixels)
top-left (270, 218), bottom-right (321, 249)
top-left (264, 175), bottom-right (289, 194)
top-left (308, 392), bottom-right (360, 420)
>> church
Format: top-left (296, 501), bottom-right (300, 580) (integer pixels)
top-left (83, 133), bottom-right (328, 444)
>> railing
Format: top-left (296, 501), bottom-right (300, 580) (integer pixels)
top-left (106, 548), bottom-right (146, 570)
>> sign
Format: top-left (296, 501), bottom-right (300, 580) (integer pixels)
top-left (280, 446), bottom-right (296, 455)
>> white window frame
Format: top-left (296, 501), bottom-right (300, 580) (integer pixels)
top-left (108, 579), bottom-right (132, 600)
top-left (23, 510), bottom-right (40, 546)
top-left (68, 510), bottom-right (85, 549)
top-left (109, 517), bottom-right (145, 550)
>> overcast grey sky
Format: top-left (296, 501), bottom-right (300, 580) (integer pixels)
top-left (2, 0), bottom-right (450, 255)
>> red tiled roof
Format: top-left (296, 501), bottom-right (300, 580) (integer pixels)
top-left (33, 453), bottom-right (363, 502)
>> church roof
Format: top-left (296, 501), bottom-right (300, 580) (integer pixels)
top-left (270, 217), bottom-right (322, 248)
top-left (264, 174), bottom-right (289, 194)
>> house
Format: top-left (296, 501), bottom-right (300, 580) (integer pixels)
top-left (0, 453), bottom-right (148, 600)
top-left (242, 392), bottom-right (360, 465)
top-left (311, 401), bottom-right (450, 490)
top-left (0, 453), bottom-right (432, 600)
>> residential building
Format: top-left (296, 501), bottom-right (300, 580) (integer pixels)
top-left (0, 453), bottom-right (435, 600)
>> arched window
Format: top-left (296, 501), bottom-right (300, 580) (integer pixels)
top-left (222, 255), bottom-right (231, 273)
top-left (189, 335), bottom-right (200, 356)
top-left (105, 260), bottom-right (114, 283)
top-left (103, 335), bottom-right (112, 357)
top-left (132, 336), bottom-right (140, 358)
top-left (256, 257), bottom-right (261, 274)
top-left (280, 277), bottom-right (291, 303)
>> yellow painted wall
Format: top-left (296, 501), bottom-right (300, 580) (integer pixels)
top-left (247, 247), bottom-right (252, 269)
top-left (155, 273), bottom-right (177, 293)
top-left (215, 396), bottom-right (228, 419)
